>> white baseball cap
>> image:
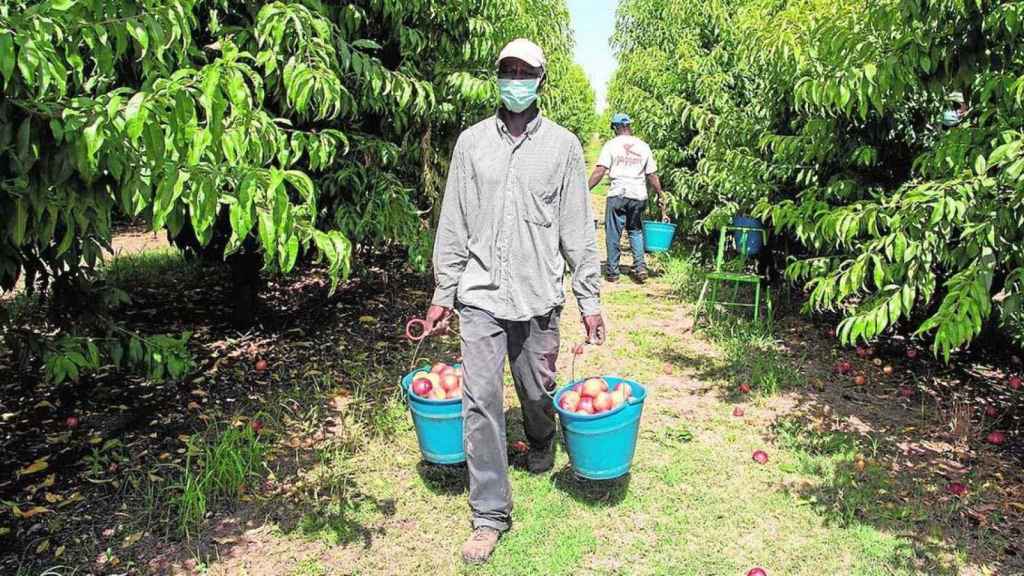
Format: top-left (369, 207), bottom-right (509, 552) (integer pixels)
top-left (496, 38), bottom-right (546, 70)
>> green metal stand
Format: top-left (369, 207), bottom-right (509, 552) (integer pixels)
top-left (694, 225), bottom-right (773, 328)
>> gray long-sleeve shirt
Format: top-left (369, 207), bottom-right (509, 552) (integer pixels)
top-left (431, 113), bottom-right (602, 321)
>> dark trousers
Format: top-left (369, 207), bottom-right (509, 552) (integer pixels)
top-left (605, 195), bottom-right (646, 277)
top-left (457, 304), bottom-right (560, 532)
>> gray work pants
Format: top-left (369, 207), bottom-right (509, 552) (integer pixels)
top-left (457, 303), bottom-right (561, 532)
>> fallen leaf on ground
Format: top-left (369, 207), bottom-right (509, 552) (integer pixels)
top-left (17, 459), bottom-right (49, 477)
top-left (57, 492), bottom-right (82, 507)
top-left (45, 433), bottom-right (71, 445)
top-left (122, 532), bottom-right (143, 547)
top-left (12, 505), bottom-right (51, 518)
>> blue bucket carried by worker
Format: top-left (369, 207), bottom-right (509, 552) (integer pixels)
top-left (642, 221), bottom-right (677, 253)
top-left (401, 366), bottom-right (465, 464)
top-left (731, 215), bottom-right (765, 256)
top-left (553, 377), bottom-right (647, 480)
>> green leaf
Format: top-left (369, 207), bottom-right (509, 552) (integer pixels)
top-left (110, 341), bottom-right (124, 367)
top-left (82, 117), bottom-right (104, 171)
top-left (227, 70), bottom-right (248, 110)
top-left (124, 92), bottom-right (148, 141)
top-left (258, 210), bottom-right (277, 265)
top-left (16, 117), bottom-right (32, 163)
top-left (280, 235), bottom-right (299, 273)
top-left (49, 118), bottom-right (64, 143)
top-left (128, 337), bottom-right (143, 364)
top-left (271, 175), bottom-right (288, 230)
top-left (229, 178), bottom-right (255, 249)
top-left (128, 20), bottom-right (149, 57)
top-left (872, 255), bottom-right (885, 289)
top-left (1007, 158), bottom-right (1024, 180)
top-left (10, 199), bottom-right (27, 245)
top-left (66, 360), bottom-right (79, 382)
top-left (863, 63), bottom-right (877, 84)
top-left (974, 154), bottom-right (987, 176)
top-left (0, 31), bottom-right (14, 88)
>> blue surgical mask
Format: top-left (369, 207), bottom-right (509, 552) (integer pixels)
top-left (498, 78), bottom-right (541, 113)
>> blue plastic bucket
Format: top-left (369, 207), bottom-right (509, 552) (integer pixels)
top-left (401, 367), bottom-right (465, 464)
top-left (643, 221), bottom-right (677, 253)
top-left (731, 216), bottom-right (764, 256)
top-left (553, 377), bottom-right (647, 480)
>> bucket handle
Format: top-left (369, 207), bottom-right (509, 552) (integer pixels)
top-left (546, 341), bottom-right (587, 401)
top-left (405, 318), bottom-right (429, 342)
top-left (404, 315), bottom-right (462, 375)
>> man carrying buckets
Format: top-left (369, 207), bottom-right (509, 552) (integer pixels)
top-left (420, 38), bottom-right (606, 565)
top-left (587, 113), bottom-right (667, 284)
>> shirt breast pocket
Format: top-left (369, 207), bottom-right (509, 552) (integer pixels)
top-left (519, 177), bottom-right (559, 228)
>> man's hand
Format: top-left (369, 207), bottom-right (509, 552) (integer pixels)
top-left (648, 173), bottom-right (669, 222)
top-left (423, 305), bottom-right (453, 336)
top-left (588, 166), bottom-right (608, 191)
top-left (583, 314), bottom-right (606, 345)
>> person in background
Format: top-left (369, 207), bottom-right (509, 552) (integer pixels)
top-left (942, 91), bottom-right (970, 127)
top-left (420, 38), bottom-right (606, 565)
top-left (587, 113), bottom-right (667, 284)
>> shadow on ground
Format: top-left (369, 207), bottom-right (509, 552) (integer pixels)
top-left (551, 466), bottom-right (631, 507)
top-left (654, 271), bottom-right (1024, 574)
top-left (417, 460), bottom-right (469, 496)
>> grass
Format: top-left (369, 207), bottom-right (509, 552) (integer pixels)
top-left (98, 247), bottom-right (206, 288)
top-left (175, 422), bottom-right (267, 538)
top-left (661, 247), bottom-right (805, 397)
top-left (291, 559), bottom-right (329, 576)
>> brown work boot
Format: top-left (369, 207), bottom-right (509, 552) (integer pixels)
top-left (461, 527), bottom-right (501, 565)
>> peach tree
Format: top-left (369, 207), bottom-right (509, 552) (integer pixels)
top-left (610, 0), bottom-right (1024, 359)
top-left (1, 0), bottom-right (595, 383)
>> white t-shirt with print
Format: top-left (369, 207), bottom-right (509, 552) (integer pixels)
top-left (597, 135), bottom-right (657, 200)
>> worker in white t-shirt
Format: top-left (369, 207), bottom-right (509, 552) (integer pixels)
top-left (587, 113), bottom-right (667, 283)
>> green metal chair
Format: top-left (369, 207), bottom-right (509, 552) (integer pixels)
top-left (695, 224), bottom-right (773, 326)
